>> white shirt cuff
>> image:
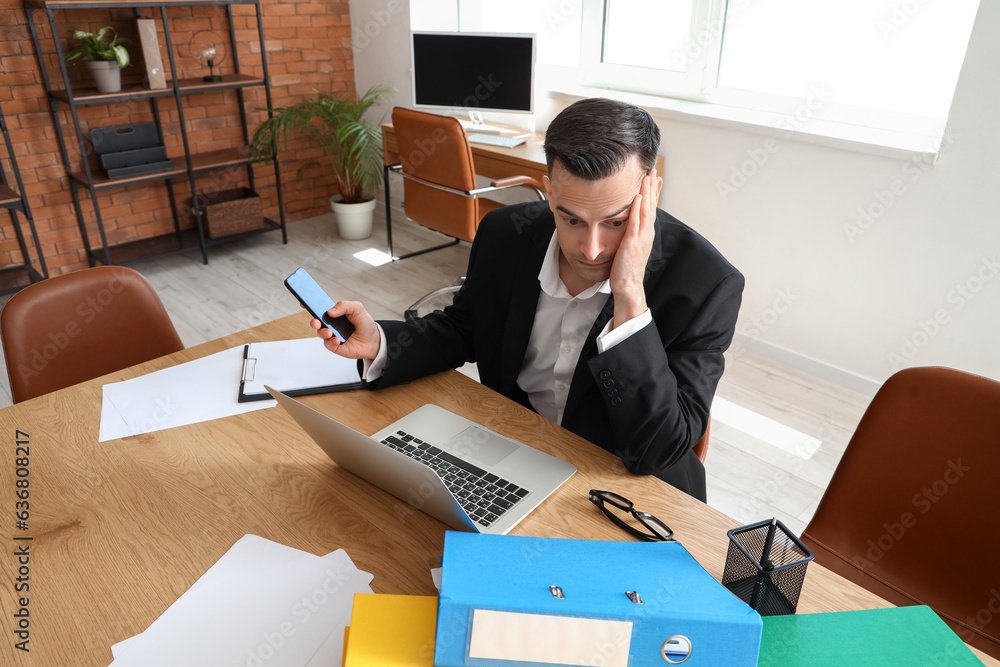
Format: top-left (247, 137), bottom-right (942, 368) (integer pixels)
top-left (596, 309), bottom-right (652, 354)
top-left (361, 323), bottom-right (388, 381)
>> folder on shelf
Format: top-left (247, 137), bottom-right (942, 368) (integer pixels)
top-left (435, 532), bottom-right (762, 667)
top-left (343, 594), bottom-right (437, 666)
top-left (238, 337), bottom-right (365, 402)
top-left (136, 18), bottom-right (167, 90)
top-left (758, 605), bottom-right (983, 666)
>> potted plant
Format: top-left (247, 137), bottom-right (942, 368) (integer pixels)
top-left (249, 85), bottom-right (390, 240)
top-left (64, 26), bottom-right (130, 94)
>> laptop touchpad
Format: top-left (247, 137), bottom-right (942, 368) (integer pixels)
top-left (446, 427), bottom-right (518, 466)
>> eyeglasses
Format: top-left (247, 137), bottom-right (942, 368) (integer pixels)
top-left (589, 489), bottom-right (675, 542)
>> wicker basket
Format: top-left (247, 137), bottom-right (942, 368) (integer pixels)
top-left (193, 187), bottom-right (264, 239)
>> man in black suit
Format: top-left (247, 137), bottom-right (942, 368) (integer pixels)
top-left (313, 98), bottom-right (744, 501)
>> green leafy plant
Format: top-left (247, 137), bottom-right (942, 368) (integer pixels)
top-left (249, 85), bottom-right (391, 204)
top-left (64, 27), bottom-right (130, 70)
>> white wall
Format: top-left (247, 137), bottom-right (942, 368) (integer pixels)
top-left (349, 0), bottom-right (1000, 393)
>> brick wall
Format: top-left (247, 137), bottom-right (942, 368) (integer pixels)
top-left (0, 0), bottom-right (355, 287)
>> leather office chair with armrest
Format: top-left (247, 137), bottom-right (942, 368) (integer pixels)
top-left (386, 108), bottom-right (545, 316)
top-left (1, 265), bottom-right (184, 403)
top-left (693, 416), bottom-right (710, 463)
top-left (800, 366), bottom-right (1000, 659)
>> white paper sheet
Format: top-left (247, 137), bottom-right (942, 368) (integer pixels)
top-left (108, 535), bottom-right (374, 667)
top-left (99, 344), bottom-right (270, 442)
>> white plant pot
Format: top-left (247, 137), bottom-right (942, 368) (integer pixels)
top-left (86, 60), bottom-right (122, 93)
top-left (329, 195), bottom-right (376, 240)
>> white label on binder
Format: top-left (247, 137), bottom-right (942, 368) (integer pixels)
top-left (468, 609), bottom-right (632, 667)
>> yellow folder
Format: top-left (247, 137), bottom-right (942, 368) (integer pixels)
top-left (343, 594), bottom-right (437, 666)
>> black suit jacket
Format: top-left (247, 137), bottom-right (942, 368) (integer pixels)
top-left (375, 200), bottom-right (744, 501)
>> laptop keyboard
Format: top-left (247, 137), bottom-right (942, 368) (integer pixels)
top-left (381, 430), bottom-right (530, 528)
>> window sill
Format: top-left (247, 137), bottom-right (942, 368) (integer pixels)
top-left (547, 84), bottom-right (945, 162)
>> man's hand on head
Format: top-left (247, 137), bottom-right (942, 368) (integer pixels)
top-left (610, 168), bottom-right (661, 328)
top-left (310, 300), bottom-right (382, 360)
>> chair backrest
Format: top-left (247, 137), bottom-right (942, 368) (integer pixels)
top-left (391, 107), bottom-right (480, 243)
top-left (1, 265), bottom-right (184, 403)
top-left (800, 366), bottom-right (1000, 659)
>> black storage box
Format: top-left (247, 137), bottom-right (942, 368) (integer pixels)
top-left (721, 518), bottom-right (814, 616)
top-left (90, 123), bottom-right (173, 179)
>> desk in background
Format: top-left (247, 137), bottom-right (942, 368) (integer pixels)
top-left (1, 312), bottom-right (995, 666)
top-left (381, 120), bottom-right (665, 186)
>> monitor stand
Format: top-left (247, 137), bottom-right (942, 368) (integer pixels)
top-left (459, 110), bottom-right (504, 134)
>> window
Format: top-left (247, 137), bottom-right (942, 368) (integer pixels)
top-left (580, 0), bottom-right (725, 100)
top-left (409, 0), bottom-right (982, 150)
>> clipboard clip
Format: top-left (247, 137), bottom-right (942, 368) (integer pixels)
top-left (242, 356), bottom-right (257, 382)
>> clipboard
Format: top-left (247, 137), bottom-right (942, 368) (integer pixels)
top-left (238, 338), bottom-right (366, 402)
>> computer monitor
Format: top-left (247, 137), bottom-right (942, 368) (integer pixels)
top-left (411, 31), bottom-right (535, 121)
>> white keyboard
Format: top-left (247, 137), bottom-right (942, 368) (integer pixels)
top-left (467, 133), bottom-right (526, 148)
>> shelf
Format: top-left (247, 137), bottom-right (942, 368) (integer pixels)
top-left (29, 0), bottom-right (286, 269)
top-left (0, 184), bottom-right (23, 209)
top-left (71, 147), bottom-right (256, 190)
top-left (87, 217), bottom-right (281, 265)
top-left (51, 74), bottom-right (265, 105)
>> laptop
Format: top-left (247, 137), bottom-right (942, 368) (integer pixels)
top-left (267, 386), bottom-right (577, 535)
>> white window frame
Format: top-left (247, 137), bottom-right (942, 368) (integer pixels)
top-left (579, 0), bottom-right (727, 102)
top-left (570, 0), bottom-right (970, 156)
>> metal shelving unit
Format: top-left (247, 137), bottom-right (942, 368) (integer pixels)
top-left (0, 101), bottom-right (49, 294)
top-left (25, 0), bottom-right (287, 267)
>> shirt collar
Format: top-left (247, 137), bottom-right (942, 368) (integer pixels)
top-left (538, 231), bottom-right (612, 300)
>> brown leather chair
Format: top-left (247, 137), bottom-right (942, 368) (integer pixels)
top-left (385, 107), bottom-right (544, 263)
top-left (800, 366), bottom-right (1000, 659)
top-left (1, 265), bottom-right (183, 403)
top-left (693, 416), bottom-right (710, 463)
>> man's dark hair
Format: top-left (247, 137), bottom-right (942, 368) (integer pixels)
top-left (543, 98), bottom-right (661, 180)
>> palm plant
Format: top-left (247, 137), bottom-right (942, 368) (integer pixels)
top-left (249, 85), bottom-right (391, 204)
top-left (64, 26), bottom-right (130, 69)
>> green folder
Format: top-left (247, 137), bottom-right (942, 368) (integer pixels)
top-left (759, 606), bottom-right (983, 666)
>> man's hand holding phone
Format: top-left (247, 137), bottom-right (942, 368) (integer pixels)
top-left (284, 267), bottom-right (380, 360)
top-left (309, 300), bottom-right (381, 360)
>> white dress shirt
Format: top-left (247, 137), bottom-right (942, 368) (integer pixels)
top-left (364, 231), bottom-right (652, 424)
top-left (516, 232), bottom-right (651, 425)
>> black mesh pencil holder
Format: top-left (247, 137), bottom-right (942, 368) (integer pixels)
top-left (721, 518), bottom-right (814, 616)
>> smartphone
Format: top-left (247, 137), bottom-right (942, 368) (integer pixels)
top-left (284, 267), bottom-right (355, 343)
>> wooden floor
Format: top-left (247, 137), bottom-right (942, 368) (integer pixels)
top-left (0, 210), bottom-right (872, 534)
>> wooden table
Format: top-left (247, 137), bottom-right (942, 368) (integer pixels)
top-left (2, 313), bottom-right (996, 665)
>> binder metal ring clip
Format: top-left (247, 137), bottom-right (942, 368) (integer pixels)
top-left (661, 635), bottom-right (692, 664)
top-left (548, 585), bottom-right (565, 599)
top-left (625, 590), bottom-right (644, 604)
